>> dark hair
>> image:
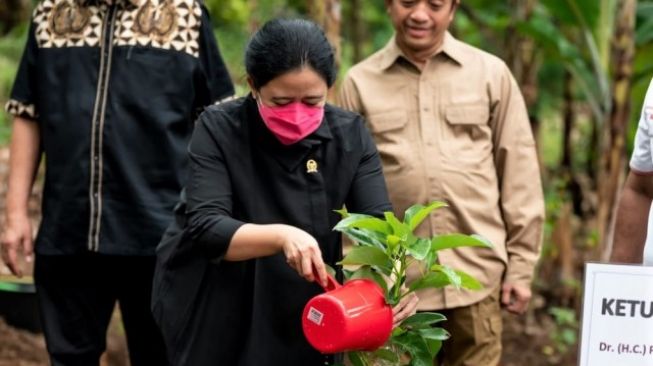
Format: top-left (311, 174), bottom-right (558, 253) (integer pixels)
top-left (245, 19), bottom-right (336, 90)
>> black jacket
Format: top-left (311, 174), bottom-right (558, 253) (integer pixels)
top-left (151, 96), bottom-right (392, 366)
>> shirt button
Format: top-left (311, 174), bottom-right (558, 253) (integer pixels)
top-left (94, 155), bottom-right (99, 161)
top-left (93, 193), bottom-right (98, 198)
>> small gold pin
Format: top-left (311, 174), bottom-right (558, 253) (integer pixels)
top-left (306, 159), bottom-right (318, 173)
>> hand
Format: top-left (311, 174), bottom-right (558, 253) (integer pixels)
top-left (392, 292), bottom-right (419, 328)
top-left (277, 225), bottom-right (327, 287)
top-left (1, 214), bottom-right (33, 277)
top-left (501, 282), bottom-right (531, 314)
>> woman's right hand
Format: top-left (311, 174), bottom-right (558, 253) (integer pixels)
top-left (275, 225), bottom-right (327, 287)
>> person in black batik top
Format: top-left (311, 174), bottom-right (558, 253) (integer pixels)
top-left (1, 0), bottom-right (234, 365)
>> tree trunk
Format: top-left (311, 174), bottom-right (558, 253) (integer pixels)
top-left (308, 0), bottom-right (341, 100)
top-left (596, 0), bottom-right (636, 260)
top-left (506, 0), bottom-right (541, 148)
top-left (561, 71), bottom-right (574, 171)
top-left (248, 0), bottom-right (259, 34)
top-left (349, 0), bottom-right (363, 63)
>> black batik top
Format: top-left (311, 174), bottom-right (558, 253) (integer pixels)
top-left (151, 96), bottom-right (392, 366)
top-left (6, 0), bottom-right (234, 255)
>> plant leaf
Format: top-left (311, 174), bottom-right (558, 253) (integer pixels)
top-left (455, 270), bottom-right (483, 290)
top-left (403, 201), bottom-right (447, 231)
top-left (339, 246), bottom-right (393, 273)
top-left (400, 312), bottom-right (447, 329)
top-left (350, 265), bottom-right (389, 296)
top-left (418, 327), bottom-right (450, 341)
top-left (408, 271), bottom-right (451, 291)
top-left (424, 250), bottom-right (439, 272)
top-left (425, 339), bottom-right (442, 358)
top-left (346, 351), bottom-right (365, 366)
top-left (391, 326), bottom-right (407, 337)
top-left (334, 207), bottom-right (349, 218)
top-left (373, 348), bottom-right (400, 363)
top-left (339, 227), bottom-right (386, 249)
top-left (334, 214), bottom-right (391, 234)
top-left (407, 238), bottom-right (431, 260)
top-left (384, 211), bottom-right (408, 238)
top-left (391, 332), bottom-right (432, 366)
top-left (431, 234), bottom-right (493, 252)
top-left (430, 265), bottom-right (461, 289)
top-left (325, 264), bottom-right (336, 278)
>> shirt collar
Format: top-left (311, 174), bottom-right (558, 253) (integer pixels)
top-left (379, 31), bottom-right (465, 70)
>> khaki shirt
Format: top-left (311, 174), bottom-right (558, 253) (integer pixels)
top-left (339, 33), bottom-right (544, 310)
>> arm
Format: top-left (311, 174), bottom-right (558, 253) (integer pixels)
top-left (185, 114), bottom-right (327, 285)
top-left (492, 64), bottom-right (545, 314)
top-left (1, 116), bottom-right (41, 276)
top-left (611, 172), bottom-right (653, 263)
top-left (612, 78), bottom-right (653, 263)
top-left (1, 18), bottom-right (41, 277)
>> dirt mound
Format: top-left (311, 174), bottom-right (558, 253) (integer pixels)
top-left (0, 317), bottom-right (47, 366)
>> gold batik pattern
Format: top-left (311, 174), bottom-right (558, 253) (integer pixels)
top-left (115, 0), bottom-right (202, 57)
top-left (34, 0), bottom-right (103, 48)
top-left (32, 0), bottom-right (202, 57)
top-left (5, 99), bottom-right (37, 119)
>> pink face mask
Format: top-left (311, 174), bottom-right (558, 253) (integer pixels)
top-left (256, 99), bottom-right (325, 145)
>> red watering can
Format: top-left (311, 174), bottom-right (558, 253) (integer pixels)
top-left (302, 272), bottom-right (393, 353)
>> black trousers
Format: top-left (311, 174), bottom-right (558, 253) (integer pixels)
top-left (34, 254), bottom-right (168, 366)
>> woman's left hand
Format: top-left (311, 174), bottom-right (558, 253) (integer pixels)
top-left (391, 292), bottom-right (419, 328)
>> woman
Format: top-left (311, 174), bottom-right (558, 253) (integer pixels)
top-left (151, 19), bottom-right (418, 366)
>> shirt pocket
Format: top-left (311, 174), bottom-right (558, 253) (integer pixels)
top-left (367, 110), bottom-right (412, 174)
top-left (442, 103), bottom-right (493, 165)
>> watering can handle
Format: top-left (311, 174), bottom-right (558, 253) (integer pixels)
top-left (313, 266), bottom-right (341, 292)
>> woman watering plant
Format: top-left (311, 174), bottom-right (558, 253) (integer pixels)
top-left (150, 18), bottom-right (418, 366)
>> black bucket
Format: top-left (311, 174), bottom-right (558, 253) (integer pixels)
top-left (0, 279), bottom-right (41, 333)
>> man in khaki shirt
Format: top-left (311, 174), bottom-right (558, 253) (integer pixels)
top-left (339, 0), bottom-right (544, 365)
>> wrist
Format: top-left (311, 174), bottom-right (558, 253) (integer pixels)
top-left (5, 209), bottom-right (29, 222)
top-left (269, 224), bottom-right (288, 251)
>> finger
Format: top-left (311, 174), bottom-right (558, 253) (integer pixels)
top-left (515, 298), bottom-right (529, 314)
top-left (501, 284), bottom-right (513, 306)
top-left (515, 288), bottom-right (531, 302)
top-left (301, 252), bottom-right (313, 282)
top-left (311, 254), bottom-right (327, 287)
top-left (392, 305), bottom-right (411, 327)
top-left (0, 242), bottom-right (10, 271)
top-left (22, 232), bottom-right (33, 263)
top-left (507, 299), bottom-right (527, 314)
top-left (403, 294), bottom-right (419, 318)
top-left (4, 244), bottom-right (21, 277)
top-left (393, 297), bottom-right (407, 316)
top-left (392, 293), bottom-right (418, 325)
top-left (284, 244), bottom-right (298, 268)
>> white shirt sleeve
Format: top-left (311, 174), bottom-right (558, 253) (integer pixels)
top-left (630, 78), bottom-right (653, 174)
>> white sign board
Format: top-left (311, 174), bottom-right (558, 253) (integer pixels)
top-left (580, 263), bottom-right (653, 366)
